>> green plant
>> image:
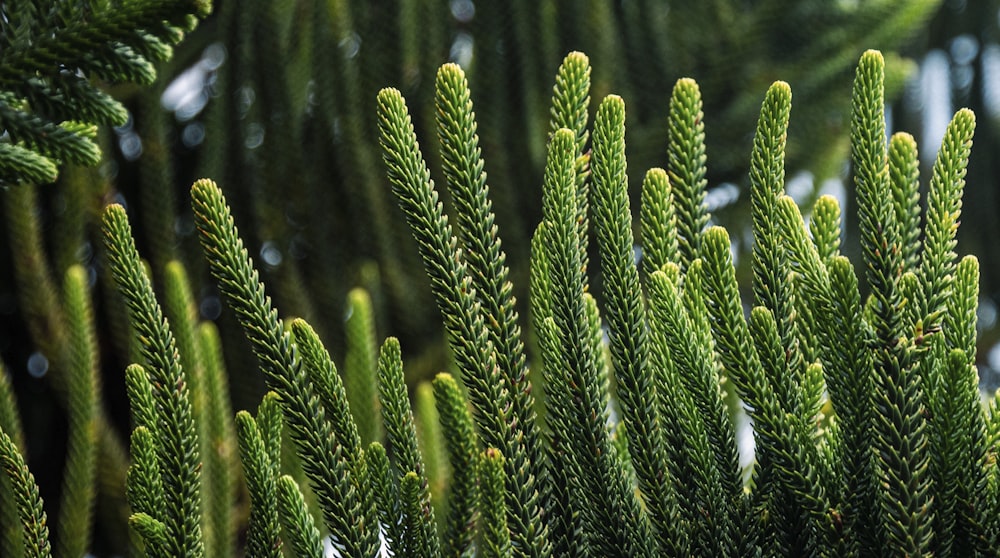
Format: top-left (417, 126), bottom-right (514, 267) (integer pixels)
top-left (1, 46), bottom-right (995, 557)
top-left (0, 0), bottom-right (211, 185)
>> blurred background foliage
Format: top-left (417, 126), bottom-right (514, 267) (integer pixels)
top-left (3, 0), bottom-right (1000, 553)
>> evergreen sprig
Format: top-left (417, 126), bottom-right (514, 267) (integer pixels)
top-left (191, 178), bottom-right (380, 557)
top-left (102, 204), bottom-right (203, 557)
top-left (639, 167), bottom-right (678, 278)
top-left (377, 337), bottom-right (440, 557)
top-left (275, 475), bottom-right (323, 558)
top-left (377, 86), bottom-right (549, 558)
top-left (433, 373), bottom-right (479, 558)
top-left (544, 127), bottom-right (651, 556)
top-left (646, 266), bottom-right (737, 555)
top-left (851, 50), bottom-right (935, 558)
top-left (590, 93), bottom-right (675, 554)
top-left (434, 65), bottom-right (549, 553)
top-left (917, 108), bottom-right (976, 331)
top-left (55, 265), bottom-right (99, 558)
top-left (480, 448), bottom-right (512, 558)
top-left (0, 0), bottom-right (210, 185)
top-left (0, 425), bottom-right (50, 558)
top-left (344, 288), bottom-right (381, 446)
top-left (667, 78), bottom-right (710, 269)
top-left (234, 396), bottom-right (282, 558)
top-left (0, 361), bottom-right (24, 558)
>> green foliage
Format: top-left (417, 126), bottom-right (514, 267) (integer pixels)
top-left (191, 178), bottom-right (380, 557)
top-left (377, 337), bottom-right (440, 556)
top-left (0, 424), bottom-right (49, 558)
top-left (55, 265), bottom-right (99, 558)
top-left (0, 0), bottom-right (209, 185)
top-left (479, 448), bottom-right (512, 558)
top-left (433, 373), bottom-right (479, 558)
top-left (344, 288), bottom-right (382, 446)
top-left (103, 205), bottom-right (203, 557)
top-left (1, 15), bottom-right (995, 556)
top-left (234, 395), bottom-right (282, 558)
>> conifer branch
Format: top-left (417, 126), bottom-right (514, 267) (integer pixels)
top-left (0, 0), bottom-right (210, 185)
top-left (480, 448), bottom-right (512, 558)
top-left (400, 471), bottom-right (436, 558)
top-left (367, 441), bottom-right (403, 551)
top-left (639, 167), bottom-right (679, 277)
top-left (195, 322), bottom-right (237, 558)
top-left (946, 256), bottom-right (979, 361)
top-left (434, 66), bottom-right (548, 544)
top-left (414, 382), bottom-right (446, 519)
top-left (191, 178), bottom-right (379, 556)
top-left (276, 475), bottom-right (324, 558)
top-left (852, 49), bottom-right (902, 347)
top-left (0, 425), bottom-right (50, 558)
top-left (433, 373), bottom-right (479, 558)
top-left (55, 265), bottom-right (99, 558)
top-left (378, 337), bottom-right (440, 556)
top-left (700, 226), bottom-right (830, 553)
top-left (667, 78), bottom-right (710, 269)
top-left (888, 132), bottom-right (921, 271)
top-left (810, 195), bottom-right (842, 264)
top-left (851, 50), bottom-right (935, 557)
top-left (591, 93), bottom-right (676, 553)
top-left (344, 288), bottom-right (381, 446)
top-left (102, 204), bottom-right (202, 557)
top-left (548, 52), bottom-right (593, 280)
top-left (234, 403), bottom-right (282, 558)
top-left (545, 127), bottom-right (652, 556)
top-left (377, 87), bottom-right (548, 558)
top-left (931, 347), bottom-right (990, 555)
top-left (918, 108), bottom-right (976, 331)
top-left (646, 267), bottom-right (733, 555)
top-left (0, 361), bottom-right (24, 558)
top-left (125, 424), bottom-right (162, 524)
top-left (749, 81), bottom-right (806, 422)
